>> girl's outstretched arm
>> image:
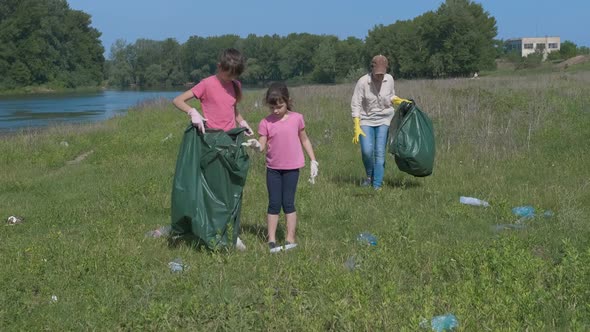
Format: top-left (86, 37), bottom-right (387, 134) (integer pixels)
top-left (258, 135), bottom-right (268, 153)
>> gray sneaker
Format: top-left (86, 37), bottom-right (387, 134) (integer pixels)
top-left (269, 242), bottom-right (282, 253)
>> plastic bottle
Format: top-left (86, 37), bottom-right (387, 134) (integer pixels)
top-left (344, 256), bottom-right (359, 271)
top-left (357, 233), bottom-right (377, 246)
top-left (459, 196), bottom-right (490, 207)
top-left (512, 205), bottom-right (535, 218)
top-left (168, 258), bottom-right (186, 272)
top-left (421, 314), bottom-right (459, 331)
top-left (145, 225), bottom-right (171, 238)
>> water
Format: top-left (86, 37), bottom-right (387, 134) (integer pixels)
top-left (0, 90), bottom-right (181, 132)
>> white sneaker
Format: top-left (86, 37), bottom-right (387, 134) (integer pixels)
top-left (236, 237), bottom-right (247, 251)
top-left (284, 243), bottom-right (298, 251)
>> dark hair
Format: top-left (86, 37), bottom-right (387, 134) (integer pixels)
top-left (219, 48), bottom-right (245, 103)
top-left (265, 82), bottom-right (293, 110)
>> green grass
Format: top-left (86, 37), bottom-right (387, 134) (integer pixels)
top-left (1, 71), bottom-right (590, 330)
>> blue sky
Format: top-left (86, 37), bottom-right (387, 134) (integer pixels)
top-left (68, 0), bottom-right (589, 57)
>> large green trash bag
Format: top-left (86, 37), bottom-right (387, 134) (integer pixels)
top-left (388, 100), bottom-right (435, 177)
top-left (171, 125), bottom-right (250, 249)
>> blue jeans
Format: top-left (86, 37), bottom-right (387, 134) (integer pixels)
top-left (359, 125), bottom-right (389, 188)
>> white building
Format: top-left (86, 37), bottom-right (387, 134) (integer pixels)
top-left (505, 36), bottom-right (560, 59)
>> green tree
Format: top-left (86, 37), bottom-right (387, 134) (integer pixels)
top-left (0, 0), bottom-right (104, 89)
top-left (559, 40), bottom-right (578, 59)
top-left (311, 37), bottom-right (338, 83)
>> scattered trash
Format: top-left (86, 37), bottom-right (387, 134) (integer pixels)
top-left (420, 313), bottom-right (459, 331)
top-left (161, 133), bottom-right (173, 142)
top-left (235, 237), bottom-right (247, 251)
top-left (344, 256), bottom-right (360, 271)
top-left (6, 215), bottom-right (24, 225)
top-left (512, 205), bottom-right (555, 220)
top-left (459, 196), bottom-right (490, 207)
top-left (357, 233), bottom-right (377, 246)
top-left (512, 205), bottom-right (535, 218)
top-left (168, 258), bottom-right (187, 273)
top-left (50, 295), bottom-right (58, 303)
top-left (145, 225), bottom-right (171, 238)
top-left (60, 141), bottom-right (69, 147)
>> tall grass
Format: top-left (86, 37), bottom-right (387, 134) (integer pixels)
top-left (1, 71), bottom-right (589, 330)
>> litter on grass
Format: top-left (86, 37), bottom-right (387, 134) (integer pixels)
top-left (6, 216), bottom-right (24, 225)
top-left (168, 258), bottom-right (187, 273)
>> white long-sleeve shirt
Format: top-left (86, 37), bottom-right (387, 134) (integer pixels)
top-left (351, 73), bottom-right (396, 126)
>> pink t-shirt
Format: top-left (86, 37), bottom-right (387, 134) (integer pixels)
top-left (258, 112), bottom-right (305, 170)
top-left (191, 75), bottom-right (240, 132)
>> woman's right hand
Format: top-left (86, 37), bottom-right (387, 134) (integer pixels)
top-left (188, 108), bottom-right (206, 133)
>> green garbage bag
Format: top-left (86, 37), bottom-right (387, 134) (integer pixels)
top-left (388, 100), bottom-right (435, 177)
top-left (171, 125), bottom-right (250, 249)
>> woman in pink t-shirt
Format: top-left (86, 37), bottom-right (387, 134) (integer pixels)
top-left (172, 48), bottom-right (253, 135)
top-left (243, 82), bottom-right (318, 253)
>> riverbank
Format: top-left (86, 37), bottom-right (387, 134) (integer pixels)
top-left (0, 85), bottom-right (108, 96)
top-left (2, 73), bottom-right (590, 330)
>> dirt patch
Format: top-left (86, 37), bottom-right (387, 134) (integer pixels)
top-left (556, 55), bottom-right (590, 68)
top-left (66, 150), bottom-right (94, 165)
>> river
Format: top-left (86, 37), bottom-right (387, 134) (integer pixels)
top-left (0, 90), bottom-right (182, 132)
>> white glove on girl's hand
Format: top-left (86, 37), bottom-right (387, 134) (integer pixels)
top-left (241, 139), bottom-right (261, 150)
top-left (239, 120), bottom-right (254, 136)
top-left (309, 160), bottom-right (319, 184)
top-left (188, 108), bottom-right (206, 133)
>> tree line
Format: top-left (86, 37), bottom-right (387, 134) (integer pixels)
top-left (0, 0), bottom-right (104, 90)
top-left (14, 0), bottom-right (583, 91)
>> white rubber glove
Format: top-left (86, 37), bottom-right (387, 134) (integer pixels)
top-left (241, 139), bottom-right (261, 150)
top-left (309, 160), bottom-right (319, 184)
top-left (239, 120), bottom-right (253, 136)
top-left (188, 108), bottom-right (206, 133)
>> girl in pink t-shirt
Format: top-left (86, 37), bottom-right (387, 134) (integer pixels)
top-left (172, 48), bottom-right (253, 135)
top-left (243, 82), bottom-right (318, 253)
top-left (172, 48), bottom-right (251, 251)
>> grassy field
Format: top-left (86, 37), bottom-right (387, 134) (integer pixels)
top-left (1, 69), bottom-right (589, 331)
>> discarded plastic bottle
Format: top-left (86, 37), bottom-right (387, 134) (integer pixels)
top-left (145, 225), bottom-right (171, 238)
top-left (168, 258), bottom-right (186, 273)
top-left (421, 314), bottom-right (459, 332)
top-left (357, 233), bottom-right (377, 246)
top-left (459, 196), bottom-right (490, 207)
top-left (543, 210), bottom-right (554, 218)
top-left (512, 205), bottom-right (535, 218)
top-left (344, 256), bottom-right (359, 271)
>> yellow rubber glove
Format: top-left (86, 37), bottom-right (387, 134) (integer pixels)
top-left (352, 117), bottom-right (366, 144)
top-left (392, 96), bottom-right (412, 106)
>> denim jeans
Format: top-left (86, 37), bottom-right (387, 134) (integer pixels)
top-left (359, 125), bottom-right (389, 188)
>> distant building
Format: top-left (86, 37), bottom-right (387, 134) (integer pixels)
top-left (505, 36), bottom-right (560, 59)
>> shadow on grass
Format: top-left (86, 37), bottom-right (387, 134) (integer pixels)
top-left (166, 233), bottom-right (208, 251)
top-left (329, 174), bottom-right (422, 190)
top-left (383, 178), bottom-right (422, 189)
top-left (241, 222), bottom-right (284, 243)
